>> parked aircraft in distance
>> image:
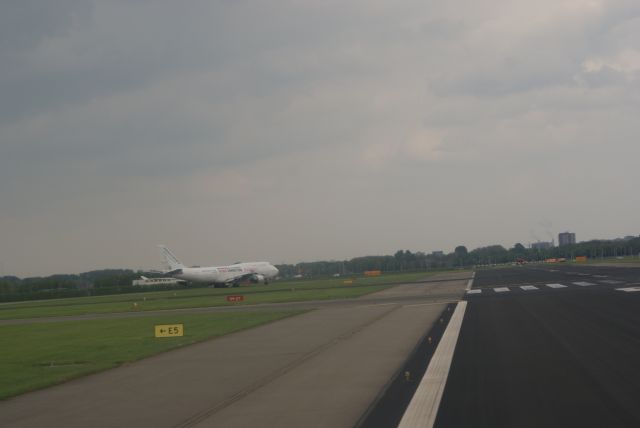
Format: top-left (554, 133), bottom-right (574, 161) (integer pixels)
top-left (132, 276), bottom-right (187, 286)
top-left (157, 245), bottom-right (279, 287)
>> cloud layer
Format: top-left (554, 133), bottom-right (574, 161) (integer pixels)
top-left (2, 1), bottom-right (639, 276)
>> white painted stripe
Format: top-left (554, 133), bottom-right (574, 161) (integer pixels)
top-left (493, 287), bottom-right (510, 293)
top-left (465, 271), bottom-right (476, 290)
top-left (520, 285), bottom-right (538, 291)
top-left (593, 275), bottom-right (608, 278)
top-left (573, 281), bottom-right (595, 286)
top-left (599, 280), bottom-right (624, 284)
top-left (615, 287), bottom-right (640, 293)
top-left (466, 289), bottom-right (482, 295)
top-left (546, 283), bottom-right (567, 289)
top-left (398, 300), bottom-right (467, 428)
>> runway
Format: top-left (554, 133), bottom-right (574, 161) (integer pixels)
top-left (434, 265), bottom-right (640, 428)
top-left (0, 272), bottom-right (469, 428)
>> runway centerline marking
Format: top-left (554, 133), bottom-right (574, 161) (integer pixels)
top-left (573, 281), bottom-right (595, 286)
top-left (493, 287), bottom-right (510, 293)
top-left (520, 285), bottom-right (538, 291)
top-left (466, 289), bottom-right (482, 295)
top-left (546, 283), bottom-right (567, 289)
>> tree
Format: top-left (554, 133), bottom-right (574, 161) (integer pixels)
top-left (454, 246), bottom-right (468, 256)
top-left (512, 243), bottom-right (526, 252)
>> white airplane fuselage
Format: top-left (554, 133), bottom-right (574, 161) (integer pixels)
top-left (174, 262), bottom-right (279, 284)
top-left (158, 246), bottom-right (279, 287)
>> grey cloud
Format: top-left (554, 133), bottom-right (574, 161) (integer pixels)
top-left (2, 1), bottom-right (640, 276)
top-left (0, 1), bottom-right (91, 53)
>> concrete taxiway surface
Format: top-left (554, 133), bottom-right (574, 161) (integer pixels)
top-left (435, 266), bottom-right (640, 428)
top-left (0, 272), bottom-right (469, 428)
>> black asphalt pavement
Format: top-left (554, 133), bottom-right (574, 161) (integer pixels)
top-left (435, 266), bottom-right (640, 428)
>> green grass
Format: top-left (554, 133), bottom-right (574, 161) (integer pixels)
top-left (0, 271), bottom-right (449, 320)
top-left (0, 311), bottom-right (301, 400)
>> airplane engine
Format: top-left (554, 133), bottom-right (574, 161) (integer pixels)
top-left (250, 274), bottom-right (266, 284)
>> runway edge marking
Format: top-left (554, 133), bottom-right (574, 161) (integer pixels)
top-left (398, 275), bottom-right (471, 428)
top-left (465, 271), bottom-right (476, 291)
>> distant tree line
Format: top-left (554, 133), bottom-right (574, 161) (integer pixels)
top-left (0, 269), bottom-right (184, 302)
top-left (275, 237), bottom-right (640, 277)
top-left (2, 237), bottom-right (639, 302)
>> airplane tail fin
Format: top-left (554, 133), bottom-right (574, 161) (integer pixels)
top-left (158, 245), bottom-right (186, 271)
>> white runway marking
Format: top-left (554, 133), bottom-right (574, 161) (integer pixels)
top-left (466, 289), bottom-right (482, 294)
top-left (615, 287), bottom-right (640, 293)
top-left (465, 271), bottom-right (476, 291)
top-left (493, 287), bottom-right (510, 293)
top-left (593, 275), bottom-right (608, 278)
top-left (520, 285), bottom-right (538, 291)
top-left (599, 280), bottom-right (624, 284)
top-left (573, 281), bottom-right (595, 286)
top-left (546, 283), bottom-right (567, 289)
top-left (398, 301), bottom-right (467, 428)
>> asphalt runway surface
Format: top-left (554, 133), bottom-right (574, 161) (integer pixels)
top-left (435, 265), bottom-right (640, 428)
top-left (0, 272), bottom-right (469, 428)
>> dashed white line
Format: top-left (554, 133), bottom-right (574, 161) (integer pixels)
top-left (466, 289), bottom-right (482, 295)
top-left (520, 285), bottom-right (538, 291)
top-left (546, 283), bottom-right (567, 289)
top-left (573, 281), bottom-right (595, 286)
top-left (599, 280), bottom-right (624, 284)
top-left (493, 287), bottom-right (510, 293)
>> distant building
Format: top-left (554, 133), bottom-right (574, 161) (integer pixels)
top-left (558, 232), bottom-right (576, 247)
top-left (531, 241), bottom-right (553, 250)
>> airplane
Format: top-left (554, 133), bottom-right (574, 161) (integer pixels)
top-left (132, 276), bottom-right (187, 286)
top-left (157, 245), bottom-right (279, 287)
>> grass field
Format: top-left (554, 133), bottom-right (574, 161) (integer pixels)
top-left (0, 311), bottom-right (301, 400)
top-left (0, 271), bottom-right (449, 320)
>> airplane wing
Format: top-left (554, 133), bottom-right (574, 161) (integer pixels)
top-left (144, 268), bottom-right (183, 276)
top-left (223, 273), bottom-right (259, 285)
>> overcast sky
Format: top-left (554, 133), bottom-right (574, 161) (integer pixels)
top-left (2, 1), bottom-right (639, 277)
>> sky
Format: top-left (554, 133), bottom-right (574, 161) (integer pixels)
top-left (1, 0), bottom-right (640, 277)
